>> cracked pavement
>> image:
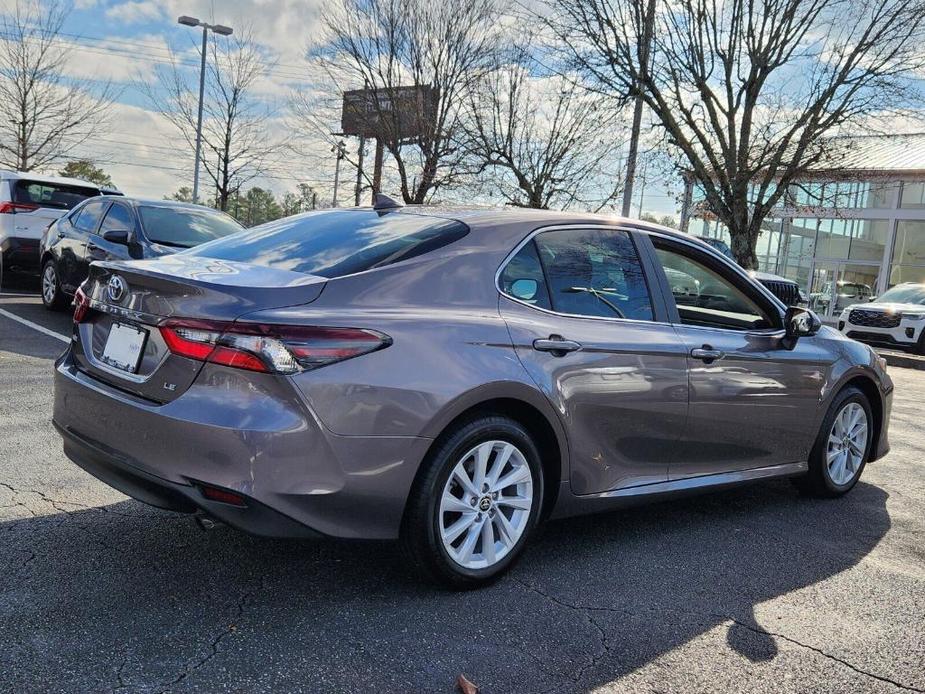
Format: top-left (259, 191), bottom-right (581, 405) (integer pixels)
top-left (1, 290), bottom-right (924, 693)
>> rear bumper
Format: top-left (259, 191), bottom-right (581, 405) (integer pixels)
top-left (53, 350), bottom-right (432, 539)
top-left (0, 236), bottom-right (40, 273)
top-left (55, 420), bottom-right (324, 538)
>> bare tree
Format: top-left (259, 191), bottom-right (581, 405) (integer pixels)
top-left (464, 42), bottom-right (624, 210)
top-left (0, 0), bottom-right (116, 171)
top-left (319, 0), bottom-right (502, 204)
top-left (544, 0), bottom-right (925, 267)
top-left (144, 29), bottom-right (283, 211)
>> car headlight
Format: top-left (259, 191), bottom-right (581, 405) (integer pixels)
top-left (903, 313), bottom-right (925, 321)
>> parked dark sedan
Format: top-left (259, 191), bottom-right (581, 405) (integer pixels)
top-left (52, 202), bottom-right (893, 587)
top-left (39, 196), bottom-right (243, 309)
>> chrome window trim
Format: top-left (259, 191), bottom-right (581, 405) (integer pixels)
top-left (494, 223), bottom-right (670, 327)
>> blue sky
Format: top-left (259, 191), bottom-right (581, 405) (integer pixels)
top-left (5, 0), bottom-right (679, 216)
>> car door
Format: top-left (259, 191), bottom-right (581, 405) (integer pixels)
top-left (88, 201), bottom-right (141, 264)
top-left (55, 201), bottom-right (104, 293)
top-left (69, 199), bottom-right (110, 289)
top-left (498, 225), bottom-right (690, 495)
top-left (643, 233), bottom-right (834, 479)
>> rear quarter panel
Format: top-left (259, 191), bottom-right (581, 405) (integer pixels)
top-left (245, 242), bottom-right (546, 439)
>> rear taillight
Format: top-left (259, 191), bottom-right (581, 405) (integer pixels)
top-left (73, 287), bottom-right (90, 323)
top-left (0, 202), bottom-right (39, 214)
top-left (159, 320), bottom-right (390, 374)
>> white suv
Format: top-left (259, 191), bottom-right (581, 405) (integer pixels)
top-left (0, 170), bottom-right (120, 277)
top-left (838, 282), bottom-right (925, 353)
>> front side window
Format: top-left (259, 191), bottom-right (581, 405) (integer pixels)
top-left (654, 242), bottom-right (776, 331)
top-left (514, 228), bottom-right (654, 321)
top-left (99, 203), bottom-right (134, 235)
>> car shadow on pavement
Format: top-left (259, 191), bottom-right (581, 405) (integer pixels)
top-left (0, 478), bottom-right (890, 692)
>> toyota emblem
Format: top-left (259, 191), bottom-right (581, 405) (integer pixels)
top-left (107, 275), bottom-right (127, 303)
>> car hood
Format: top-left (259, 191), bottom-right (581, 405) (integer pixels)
top-left (751, 270), bottom-right (793, 283)
top-left (843, 302), bottom-right (925, 313)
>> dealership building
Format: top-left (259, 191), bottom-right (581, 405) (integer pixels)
top-left (688, 134), bottom-right (925, 320)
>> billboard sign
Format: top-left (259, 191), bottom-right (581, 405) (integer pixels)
top-left (340, 85), bottom-right (438, 140)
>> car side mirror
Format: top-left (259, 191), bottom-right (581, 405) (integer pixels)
top-left (510, 278), bottom-right (539, 301)
top-left (783, 306), bottom-right (821, 348)
top-left (102, 229), bottom-right (131, 245)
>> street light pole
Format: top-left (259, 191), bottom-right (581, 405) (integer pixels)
top-left (192, 26), bottom-right (207, 205)
top-left (177, 15), bottom-right (233, 206)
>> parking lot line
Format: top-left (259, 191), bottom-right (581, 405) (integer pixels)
top-left (0, 308), bottom-right (69, 344)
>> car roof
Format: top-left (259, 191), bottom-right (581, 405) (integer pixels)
top-left (356, 203), bottom-right (692, 241)
top-left (95, 195), bottom-right (229, 213)
top-left (0, 168), bottom-right (121, 192)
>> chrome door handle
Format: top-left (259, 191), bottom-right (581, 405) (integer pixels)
top-left (690, 346), bottom-right (725, 363)
top-left (533, 337), bottom-right (582, 354)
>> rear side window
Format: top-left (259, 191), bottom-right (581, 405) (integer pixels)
top-left (186, 210), bottom-right (470, 278)
top-left (500, 240), bottom-right (551, 309)
top-left (72, 200), bottom-right (107, 234)
top-left (14, 180), bottom-right (98, 210)
top-left (508, 228), bottom-right (653, 321)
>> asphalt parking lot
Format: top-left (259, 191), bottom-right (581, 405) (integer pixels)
top-left (1, 282), bottom-right (923, 694)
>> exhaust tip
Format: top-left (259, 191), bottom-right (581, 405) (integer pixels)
top-left (194, 513), bottom-right (225, 531)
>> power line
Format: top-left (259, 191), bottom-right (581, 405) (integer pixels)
top-left (0, 29), bottom-right (313, 82)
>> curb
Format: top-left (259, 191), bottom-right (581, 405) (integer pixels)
top-left (876, 349), bottom-right (925, 371)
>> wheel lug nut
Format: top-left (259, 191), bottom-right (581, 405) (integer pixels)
top-left (492, 492), bottom-right (498, 500)
top-left (470, 497), bottom-right (477, 506)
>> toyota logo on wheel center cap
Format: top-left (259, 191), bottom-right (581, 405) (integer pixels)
top-left (107, 275), bottom-right (127, 303)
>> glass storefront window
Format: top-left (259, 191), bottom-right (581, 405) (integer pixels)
top-left (777, 218), bottom-right (817, 286)
top-left (848, 219), bottom-right (889, 262)
top-left (889, 265), bottom-right (925, 287)
top-left (816, 219), bottom-right (851, 259)
top-left (893, 221), bottom-right (925, 265)
top-left (815, 218), bottom-right (888, 262)
top-left (900, 181), bottom-right (925, 209)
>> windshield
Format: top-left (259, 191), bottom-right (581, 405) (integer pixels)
top-left (185, 209), bottom-right (469, 278)
top-left (877, 284), bottom-right (925, 304)
top-left (13, 180), bottom-right (98, 210)
top-left (138, 206), bottom-right (243, 248)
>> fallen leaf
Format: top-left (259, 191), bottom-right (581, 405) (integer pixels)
top-left (457, 673), bottom-right (479, 694)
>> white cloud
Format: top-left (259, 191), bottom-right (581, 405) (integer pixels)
top-left (106, 1), bottom-right (165, 24)
top-left (162, 0), bottom-right (327, 62)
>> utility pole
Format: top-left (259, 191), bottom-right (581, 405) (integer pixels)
top-left (332, 139), bottom-right (346, 207)
top-left (621, 0), bottom-right (657, 218)
top-left (177, 15), bottom-right (233, 205)
top-left (354, 136), bottom-right (366, 206)
top-left (371, 139), bottom-right (384, 204)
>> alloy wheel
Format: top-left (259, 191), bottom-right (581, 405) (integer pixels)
top-left (826, 402), bottom-right (868, 486)
top-left (438, 440), bottom-right (533, 570)
top-left (42, 264), bottom-right (57, 305)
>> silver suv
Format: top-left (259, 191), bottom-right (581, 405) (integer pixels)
top-left (0, 169), bottom-right (119, 278)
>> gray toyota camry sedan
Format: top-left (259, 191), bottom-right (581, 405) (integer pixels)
top-left (53, 202), bottom-right (893, 587)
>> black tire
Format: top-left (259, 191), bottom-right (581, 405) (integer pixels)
top-left (400, 415), bottom-right (544, 589)
top-left (793, 386), bottom-right (872, 498)
top-left (914, 330), bottom-right (925, 356)
top-left (41, 258), bottom-right (67, 310)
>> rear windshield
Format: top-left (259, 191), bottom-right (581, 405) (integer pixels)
top-left (13, 180), bottom-right (98, 210)
top-left (138, 206), bottom-right (243, 248)
top-left (185, 210), bottom-right (470, 278)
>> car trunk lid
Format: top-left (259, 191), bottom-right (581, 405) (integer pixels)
top-left (72, 255), bottom-right (326, 403)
